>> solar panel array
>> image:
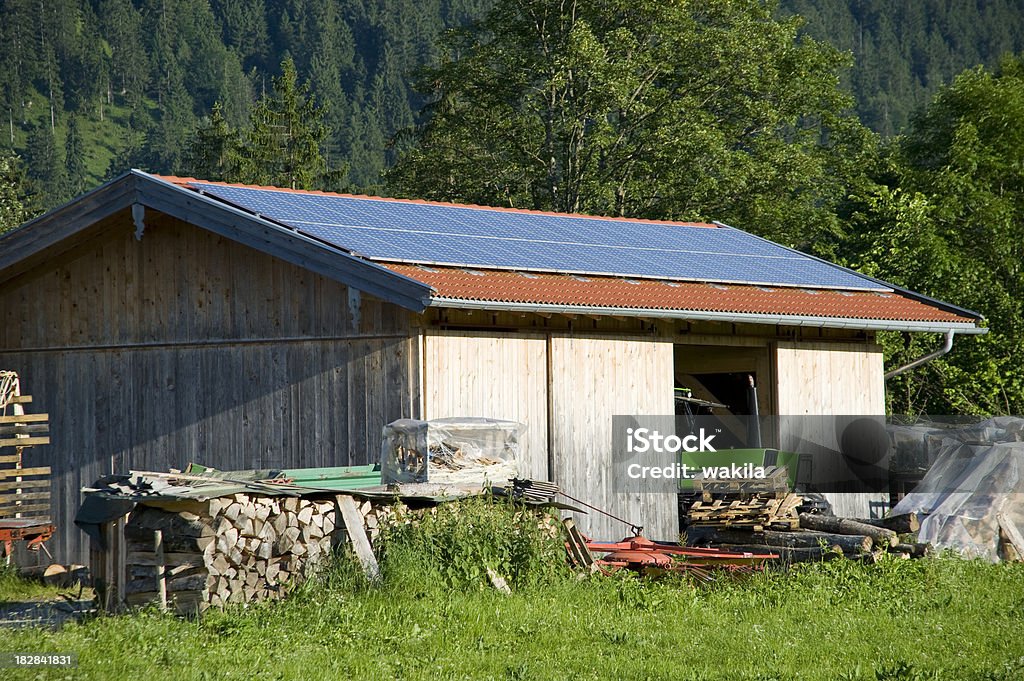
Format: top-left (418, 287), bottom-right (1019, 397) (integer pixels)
top-left (190, 182), bottom-right (887, 291)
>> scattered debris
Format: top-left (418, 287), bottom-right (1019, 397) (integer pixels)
top-left (486, 567), bottom-right (511, 594)
top-left (381, 418), bottom-right (521, 487)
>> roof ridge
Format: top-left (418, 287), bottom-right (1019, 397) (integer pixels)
top-left (150, 174), bottom-right (719, 228)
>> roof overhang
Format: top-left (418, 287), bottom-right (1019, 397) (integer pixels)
top-left (429, 296), bottom-right (988, 335)
top-left (0, 171), bottom-right (433, 311)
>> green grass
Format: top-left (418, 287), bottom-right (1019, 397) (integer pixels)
top-left (2, 553), bottom-right (1022, 679)
top-left (0, 564), bottom-right (66, 603)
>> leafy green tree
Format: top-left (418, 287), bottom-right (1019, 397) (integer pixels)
top-left (0, 151), bottom-right (37, 233)
top-left (843, 56), bottom-right (1024, 414)
top-left (236, 57), bottom-right (337, 189)
top-left (389, 0), bottom-right (872, 247)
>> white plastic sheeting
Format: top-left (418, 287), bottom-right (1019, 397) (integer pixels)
top-left (381, 417), bottom-right (522, 487)
top-left (892, 417), bottom-right (1024, 561)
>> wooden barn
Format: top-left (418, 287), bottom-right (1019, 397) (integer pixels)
top-left (0, 171), bottom-right (985, 564)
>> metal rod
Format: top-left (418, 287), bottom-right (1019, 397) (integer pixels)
top-left (747, 374), bottom-right (761, 448)
top-left (556, 489), bottom-right (643, 536)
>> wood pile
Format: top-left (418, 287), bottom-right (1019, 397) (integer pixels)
top-left (685, 491), bottom-right (931, 564)
top-left (114, 492), bottom-right (386, 615)
top-left (687, 493), bottom-right (802, 531)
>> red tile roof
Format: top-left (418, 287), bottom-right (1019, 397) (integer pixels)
top-left (381, 264), bottom-right (976, 324)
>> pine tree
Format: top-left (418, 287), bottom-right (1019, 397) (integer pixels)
top-left (236, 57), bottom-right (332, 189)
top-left (185, 102), bottom-right (240, 181)
top-left (64, 113), bottom-right (88, 196)
top-left (23, 122), bottom-right (67, 207)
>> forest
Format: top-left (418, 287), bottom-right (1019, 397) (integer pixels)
top-left (0, 0), bottom-right (1022, 415)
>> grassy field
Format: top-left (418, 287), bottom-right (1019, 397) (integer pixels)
top-left (2, 553), bottom-right (1022, 679)
top-left (2, 500), bottom-right (1023, 680)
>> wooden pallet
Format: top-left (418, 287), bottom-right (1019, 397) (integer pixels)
top-left (688, 493), bottom-right (802, 532)
top-left (0, 393), bottom-right (52, 523)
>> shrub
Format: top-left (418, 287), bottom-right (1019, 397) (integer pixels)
top-left (376, 495), bottom-right (567, 592)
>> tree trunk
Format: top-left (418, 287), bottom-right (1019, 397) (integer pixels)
top-left (799, 513), bottom-right (898, 547)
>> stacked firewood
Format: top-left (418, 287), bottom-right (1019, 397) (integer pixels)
top-left (122, 493), bottom-right (384, 614)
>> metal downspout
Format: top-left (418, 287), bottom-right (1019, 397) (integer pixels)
top-left (884, 329), bottom-right (956, 380)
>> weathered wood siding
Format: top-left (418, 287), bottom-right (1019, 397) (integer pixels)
top-left (0, 210), bottom-right (419, 564)
top-left (774, 341), bottom-right (884, 416)
top-left (774, 341), bottom-right (888, 517)
top-left (548, 334), bottom-right (677, 542)
top-left (421, 330), bottom-right (548, 479)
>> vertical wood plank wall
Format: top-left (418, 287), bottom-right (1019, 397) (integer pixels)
top-left (423, 330), bottom-right (677, 541)
top-left (548, 334), bottom-right (677, 541)
top-left (0, 211), bottom-right (418, 564)
top-left (421, 330), bottom-right (548, 479)
top-left (774, 341), bottom-right (887, 517)
top-left (774, 341), bottom-right (884, 415)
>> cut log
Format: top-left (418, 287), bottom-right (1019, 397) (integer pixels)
top-left (126, 573), bottom-right (207, 595)
top-left (712, 544), bottom-right (845, 563)
top-left (798, 513), bottom-right (898, 547)
top-left (42, 564), bottom-right (68, 587)
top-left (208, 498), bottom-right (226, 517)
top-left (854, 513), bottom-right (920, 534)
top-left (236, 517), bottom-right (255, 537)
top-left (126, 589), bottom-right (204, 614)
top-left (223, 503), bottom-right (242, 522)
top-left (891, 542), bottom-right (931, 558)
top-left (686, 526), bottom-right (873, 553)
top-left (128, 563), bottom-right (205, 580)
top-left (302, 523), bottom-right (323, 542)
top-left (125, 509), bottom-right (213, 539)
top-left (126, 551), bottom-right (204, 567)
top-left (997, 513), bottom-right (1024, 560)
top-left (127, 534), bottom-right (213, 554)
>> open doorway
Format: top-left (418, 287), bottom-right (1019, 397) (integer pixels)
top-left (674, 344), bottom-right (774, 442)
top-left (674, 343), bottom-right (778, 531)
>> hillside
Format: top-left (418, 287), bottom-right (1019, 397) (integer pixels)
top-left (1, 0), bottom-right (1023, 209)
top-left (785, 0), bottom-right (1024, 135)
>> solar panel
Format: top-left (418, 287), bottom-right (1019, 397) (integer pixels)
top-left (190, 183), bottom-right (887, 291)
